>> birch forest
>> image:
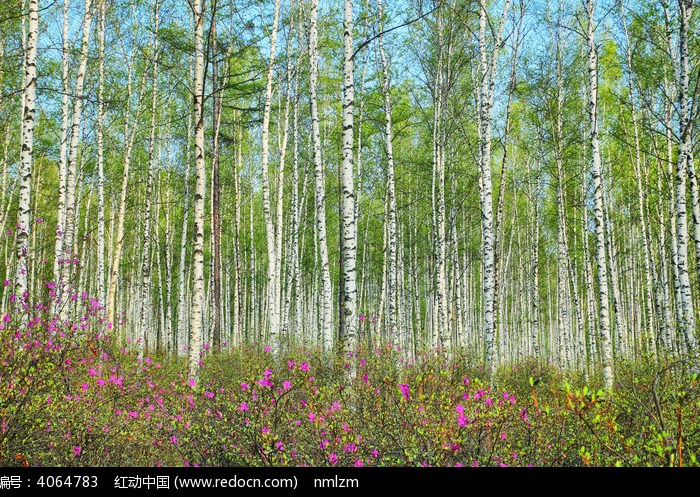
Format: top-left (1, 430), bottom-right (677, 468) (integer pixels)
top-left (2, 0), bottom-right (700, 469)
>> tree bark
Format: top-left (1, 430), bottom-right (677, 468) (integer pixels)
top-left (309, 0), bottom-right (333, 352)
top-left (587, 0), bottom-right (614, 390)
top-left (189, 0), bottom-right (206, 384)
top-left (15, 0), bottom-right (39, 306)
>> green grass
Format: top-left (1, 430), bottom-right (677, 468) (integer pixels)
top-left (2, 313), bottom-right (699, 467)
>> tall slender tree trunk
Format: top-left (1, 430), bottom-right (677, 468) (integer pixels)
top-left (233, 117), bottom-right (243, 345)
top-left (309, 0), bottom-right (333, 352)
top-left (96, 0), bottom-right (106, 308)
top-left (477, 0), bottom-right (510, 372)
top-left (60, 0), bottom-right (93, 312)
top-left (620, 2), bottom-right (656, 359)
top-left (177, 107), bottom-right (193, 355)
top-left (210, 1), bottom-right (222, 350)
top-left (139, 0), bottom-right (159, 357)
top-left (260, 0), bottom-right (282, 354)
top-left (675, 0), bottom-right (697, 353)
top-left (377, 0), bottom-right (397, 348)
top-left (15, 0), bottom-right (39, 306)
top-left (587, 0), bottom-right (614, 390)
top-left (54, 0), bottom-right (71, 291)
top-left (529, 160), bottom-right (540, 356)
top-left (339, 0), bottom-right (358, 364)
top-left (433, 5), bottom-right (448, 350)
top-left (107, 28), bottom-right (150, 328)
top-left (189, 0), bottom-right (206, 384)
top-left (551, 19), bottom-right (571, 368)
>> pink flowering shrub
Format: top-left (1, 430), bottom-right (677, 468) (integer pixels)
top-left (2, 290), bottom-right (700, 467)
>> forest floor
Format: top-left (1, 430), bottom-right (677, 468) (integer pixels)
top-left (2, 311), bottom-right (699, 468)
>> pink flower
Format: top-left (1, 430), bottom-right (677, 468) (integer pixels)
top-left (359, 315), bottom-right (366, 322)
top-left (309, 412), bottom-right (316, 423)
top-left (241, 383), bottom-right (249, 391)
top-left (275, 441), bottom-right (284, 450)
top-left (237, 402), bottom-right (248, 411)
top-left (81, 383), bottom-right (89, 391)
top-left (354, 459), bottom-right (363, 467)
top-left (170, 435), bottom-right (179, 446)
top-left (283, 380), bottom-right (292, 390)
top-left (300, 362), bottom-right (310, 372)
top-left (399, 383), bottom-right (410, 401)
top-left (328, 453), bottom-right (338, 465)
top-left (73, 446), bottom-right (81, 457)
top-left (264, 345), bottom-right (271, 353)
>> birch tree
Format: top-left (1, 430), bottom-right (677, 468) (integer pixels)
top-left (377, 0), bottom-right (398, 348)
top-left (15, 0), bottom-right (38, 305)
top-left (586, 0), bottom-right (614, 390)
top-left (339, 0), bottom-right (358, 364)
top-left (309, 0), bottom-right (333, 352)
top-left (260, 0), bottom-right (282, 354)
top-left (139, 0), bottom-right (160, 356)
top-left (674, 0), bottom-right (697, 353)
top-left (477, 0), bottom-right (510, 372)
top-left (189, 0), bottom-right (206, 384)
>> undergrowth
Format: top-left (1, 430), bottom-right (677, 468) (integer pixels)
top-left (1, 297), bottom-right (699, 467)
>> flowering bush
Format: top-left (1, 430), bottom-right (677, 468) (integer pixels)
top-left (2, 290), bottom-right (700, 467)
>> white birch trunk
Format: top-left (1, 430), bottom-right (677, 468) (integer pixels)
top-left (139, 1), bottom-right (159, 357)
top-left (260, 0), bottom-right (282, 354)
top-left (106, 22), bottom-right (150, 328)
top-left (675, 0), bottom-right (697, 353)
top-left (477, 0), bottom-right (510, 372)
top-left (59, 0), bottom-right (93, 313)
top-left (587, 0), bottom-right (614, 390)
top-left (53, 0), bottom-right (71, 290)
top-left (309, 0), bottom-right (333, 352)
top-left (339, 0), bottom-right (358, 362)
top-left (96, 0), bottom-right (106, 307)
top-left (15, 0), bottom-right (39, 304)
top-left (189, 0), bottom-right (206, 383)
top-left (377, 0), bottom-right (397, 348)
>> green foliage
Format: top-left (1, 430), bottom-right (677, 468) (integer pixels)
top-left (3, 311), bottom-right (700, 467)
